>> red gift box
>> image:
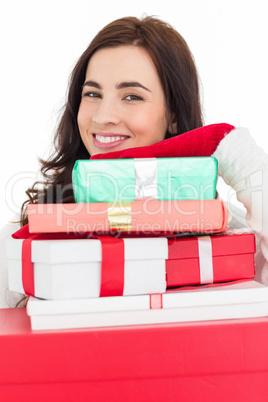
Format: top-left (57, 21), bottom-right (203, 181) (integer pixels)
top-left (166, 232), bottom-right (256, 287)
top-left (1, 308), bottom-right (268, 402)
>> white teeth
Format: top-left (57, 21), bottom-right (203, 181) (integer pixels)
top-left (95, 135), bottom-right (128, 143)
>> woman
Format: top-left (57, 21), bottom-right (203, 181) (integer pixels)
top-left (2, 16), bottom-right (268, 308)
top-left (20, 16), bottom-right (203, 225)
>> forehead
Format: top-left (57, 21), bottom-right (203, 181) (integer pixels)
top-left (85, 45), bottom-right (160, 82)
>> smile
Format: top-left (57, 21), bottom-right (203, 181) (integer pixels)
top-left (93, 133), bottom-right (130, 150)
top-left (95, 134), bottom-right (128, 143)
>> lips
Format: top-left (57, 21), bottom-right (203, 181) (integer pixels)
top-left (93, 132), bottom-right (130, 150)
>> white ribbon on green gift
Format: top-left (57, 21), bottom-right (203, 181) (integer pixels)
top-left (134, 158), bottom-right (158, 199)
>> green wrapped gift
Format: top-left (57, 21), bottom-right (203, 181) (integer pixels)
top-left (72, 157), bottom-right (218, 203)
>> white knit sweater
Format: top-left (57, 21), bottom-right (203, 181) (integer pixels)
top-left (0, 220), bottom-right (22, 308)
top-left (1, 127), bottom-right (267, 308)
top-left (212, 127), bottom-right (268, 284)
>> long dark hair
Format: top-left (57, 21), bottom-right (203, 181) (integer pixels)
top-left (20, 16), bottom-right (203, 226)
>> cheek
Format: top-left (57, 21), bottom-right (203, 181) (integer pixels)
top-left (77, 110), bottom-right (83, 134)
top-left (77, 105), bottom-right (93, 154)
top-left (77, 104), bottom-right (90, 132)
top-left (133, 108), bottom-right (167, 141)
top-left (156, 107), bottom-right (169, 139)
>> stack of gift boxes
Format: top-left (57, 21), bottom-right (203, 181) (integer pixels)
top-left (7, 156), bottom-right (268, 330)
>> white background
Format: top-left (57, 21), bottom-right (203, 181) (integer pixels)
top-left (1, 0), bottom-right (268, 227)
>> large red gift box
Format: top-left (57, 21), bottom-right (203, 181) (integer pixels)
top-left (1, 308), bottom-right (268, 402)
top-left (167, 232), bottom-right (256, 287)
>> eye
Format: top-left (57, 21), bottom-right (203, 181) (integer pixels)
top-left (82, 91), bottom-right (102, 99)
top-left (124, 94), bottom-right (144, 101)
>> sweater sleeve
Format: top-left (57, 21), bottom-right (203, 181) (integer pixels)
top-left (212, 127), bottom-right (268, 284)
top-left (0, 221), bottom-right (24, 308)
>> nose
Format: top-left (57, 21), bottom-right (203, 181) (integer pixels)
top-left (92, 96), bottom-right (121, 126)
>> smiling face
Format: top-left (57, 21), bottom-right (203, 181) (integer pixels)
top-left (77, 45), bottom-right (174, 156)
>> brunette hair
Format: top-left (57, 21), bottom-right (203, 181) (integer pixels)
top-left (20, 15), bottom-right (203, 226)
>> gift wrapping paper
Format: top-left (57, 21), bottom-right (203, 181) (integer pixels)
top-left (26, 199), bottom-right (228, 234)
top-left (72, 157), bottom-right (218, 203)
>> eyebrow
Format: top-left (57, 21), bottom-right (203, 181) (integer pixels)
top-left (82, 80), bottom-right (102, 89)
top-left (82, 80), bottom-right (151, 92)
top-left (116, 81), bottom-right (151, 92)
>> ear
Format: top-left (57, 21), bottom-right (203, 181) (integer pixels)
top-left (168, 114), bottom-right (177, 135)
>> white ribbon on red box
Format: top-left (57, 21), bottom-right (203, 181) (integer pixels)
top-left (197, 236), bottom-right (214, 284)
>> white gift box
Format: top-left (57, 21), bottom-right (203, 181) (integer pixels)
top-left (6, 237), bottom-right (167, 299)
top-left (26, 280), bottom-right (268, 330)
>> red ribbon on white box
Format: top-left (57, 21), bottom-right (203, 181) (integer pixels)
top-left (150, 294), bottom-right (163, 309)
top-left (99, 236), bottom-right (125, 297)
top-left (13, 225), bottom-right (126, 298)
top-left (21, 238), bottom-right (35, 297)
